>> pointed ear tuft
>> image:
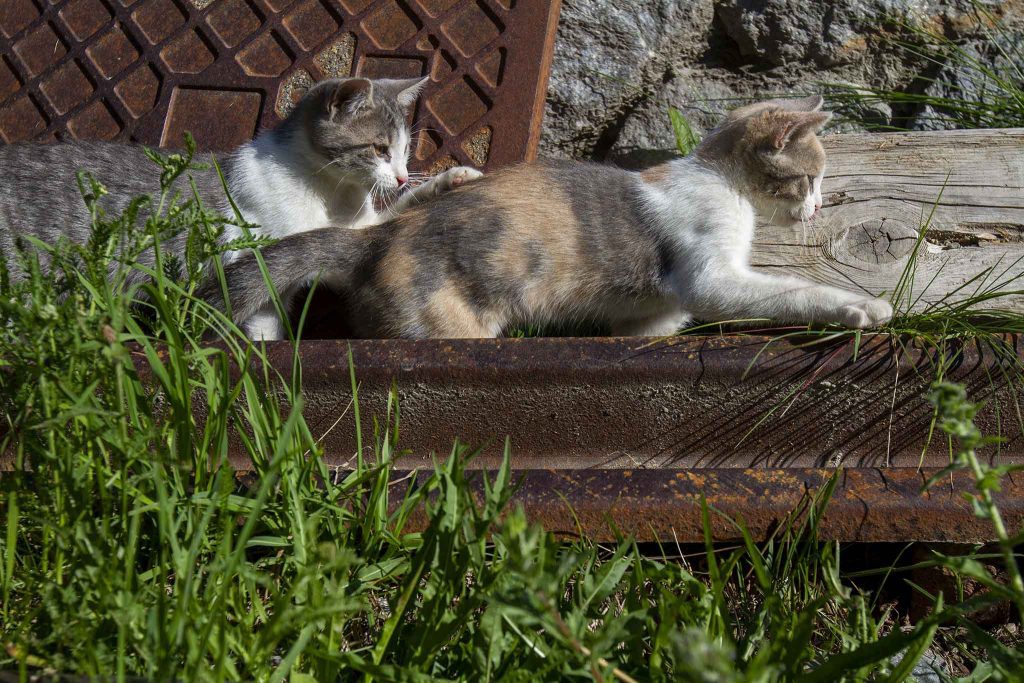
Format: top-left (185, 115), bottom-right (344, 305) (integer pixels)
top-left (769, 94), bottom-right (824, 112)
top-left (802, 110), bottom-right (832, 131)
top-left (769, 110), bottom-right (832, 150)
top-left (328, 78), bottom-right (373, 118)
top-left (771, 118), bottom-right (799, 150)
top-left (729, 94), bottom-right (825, 122)
top-left (394, 76), bottom-right (429, 108)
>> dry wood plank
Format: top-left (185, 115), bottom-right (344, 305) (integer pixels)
top-left (751, 128), bottom-right (1024, 312)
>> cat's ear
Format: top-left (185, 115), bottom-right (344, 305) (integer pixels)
top-left (769, 111), bottom-right (832, 150)
top-left (392, 76), bottom-right (430, 109)
top-left (328, 78), bottom-right (373, 118)
top-left (769, 94), bottom-right (824, 112)
top-left (728, 95), bottom-right (824, 122)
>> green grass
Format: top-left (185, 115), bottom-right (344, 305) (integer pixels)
top-left (1, 144), bottom-right (1023, 680)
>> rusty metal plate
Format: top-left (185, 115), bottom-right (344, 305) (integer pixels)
top-left (256, 335), bottom-right (1024, 472)
top-left (0, 0), bottom-right (562, 171)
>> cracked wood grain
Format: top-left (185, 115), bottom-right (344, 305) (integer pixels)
top-left (750, 128), bottom-right (1024, 311)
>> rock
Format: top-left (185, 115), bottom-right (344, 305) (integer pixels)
top-left (538, 0), bottom-right (714, 160)
top-left (605, 69), bottom-right (746, 168)
top-left (712, 0), bottom-right (999, 69)
top-left (715, 0), bottom-right (864, 68)
top-left (910, 31), bottom-right (1024, 130)
top-left (537, 0), bottom-right (1024, 164)
top-left (890, 649), bottom-right (946, 683)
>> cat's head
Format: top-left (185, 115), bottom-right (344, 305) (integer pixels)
top-left (698, 95), bottom-right (831, 226)
top-left (285, 76), bottom-right (428, 193)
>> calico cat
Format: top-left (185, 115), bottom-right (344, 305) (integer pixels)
top-left (202, 95), bottom-right (893, 338)
top-left (0, 76), bottom-right (480, 339)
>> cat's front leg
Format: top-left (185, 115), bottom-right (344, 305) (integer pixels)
top-left (379, 166), bottom-right (482, 220)
top-left (424, 166), bottom-right (483, 195)
top-left (688, 269), bottom-right (893, 329)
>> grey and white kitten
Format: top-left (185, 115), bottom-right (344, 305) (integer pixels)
top-left (0, 77), bottom-right (480, 339)
top-left (203, 95), bottom-right (893, 338)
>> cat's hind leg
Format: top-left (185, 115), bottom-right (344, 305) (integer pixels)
top-left (414, 287), bottom-right (500, 338)
top-left (242, 303), bottom-right (287, 341)
top-left (240, 286), bottom-right (303, 341)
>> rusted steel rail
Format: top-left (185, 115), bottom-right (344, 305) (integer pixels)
top-left (228, 334), bottom-right (1023, 543)
top-left (255, 335), bottom-right (1024, 471)
top-left (6, 334), bottom-right (1023, 542)
top-left (383, 467), bottom-right (1024, 543)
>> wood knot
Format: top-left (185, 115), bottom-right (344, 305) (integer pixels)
top-left (844, 219), bottom-right (919, 265)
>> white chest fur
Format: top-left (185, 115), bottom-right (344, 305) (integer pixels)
top-left (219, 136), bottom-right (375, 261)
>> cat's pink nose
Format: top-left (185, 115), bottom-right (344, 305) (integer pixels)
top-left (396, 176), bottom-right (408, 187)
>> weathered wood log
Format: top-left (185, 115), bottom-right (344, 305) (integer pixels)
top-left (751, 128), bottom-right (1024, 311)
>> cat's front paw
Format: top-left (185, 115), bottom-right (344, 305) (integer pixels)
top-left (439, 166), bottom-right (482, 191)
top-left (836, 298), bottom-right (893, 329)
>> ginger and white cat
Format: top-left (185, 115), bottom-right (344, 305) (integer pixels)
top-left (204, 95), bottom-right (893, 338)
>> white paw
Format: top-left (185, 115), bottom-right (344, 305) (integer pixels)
top-left (441, 166), bottom-right (483, 190)
top-left (836, 298), bottom-right (893, 329)
top-left (243, 312), bottom-right (286, 341)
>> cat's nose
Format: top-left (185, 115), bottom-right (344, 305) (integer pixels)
top-left (396, 176), bottom-right (408, 187)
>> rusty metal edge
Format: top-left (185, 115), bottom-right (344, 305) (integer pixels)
top-left (521, 0), bottom-right (563, 162)
top-left (382, 467), bottom-right (1024, 543)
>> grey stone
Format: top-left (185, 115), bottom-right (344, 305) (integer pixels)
top-left (539, 0), bottom-right (714, 160)
top-left (713, 0), bottom-right (997, 69)
top-left (890, 649), bottom-right (946, 682)
top-left (910, 31), bottom-right (1024, 130)
top-left (537, 0), bottom-right (1023, 164)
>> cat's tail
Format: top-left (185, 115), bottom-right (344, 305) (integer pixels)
top-left (197, 226), bottom-right (372, 328)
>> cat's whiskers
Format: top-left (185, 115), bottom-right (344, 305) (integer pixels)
top-left (405, 172), bottom-right (429, 190)
top-left (411, 124), bottom-right (443, 139)
top-left (377, 183), bottom-right (396, 216)
top-left (314, 158), bottom-right (345, 176)
top-left (331, 170), bottom-right (358, 200)
top-left (356, 180), bottom-right (379, 217)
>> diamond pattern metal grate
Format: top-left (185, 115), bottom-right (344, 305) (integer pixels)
top-left (0, 0), bottom-right (561, 171)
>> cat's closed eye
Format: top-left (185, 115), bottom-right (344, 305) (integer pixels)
top-left (373, 144), bottom-right (391, 161)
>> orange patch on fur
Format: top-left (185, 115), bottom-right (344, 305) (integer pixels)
top-left (423, 283), bottom-right (490, 337)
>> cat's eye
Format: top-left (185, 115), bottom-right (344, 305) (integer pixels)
top-left (373, 144), bottom-right (391, 160)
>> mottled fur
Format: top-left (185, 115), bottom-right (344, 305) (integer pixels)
top-left (0, 76), bottom-right (479, 339)
top-left (204, 96), bottom-right (893, 338)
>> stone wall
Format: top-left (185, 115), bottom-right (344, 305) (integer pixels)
top-left (538, 0), bottom-right (1024, 166)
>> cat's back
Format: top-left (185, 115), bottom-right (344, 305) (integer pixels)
top-left (395, 157), bottom-right (644, 231)
top-left (0, 140), bottom-right (222, 247)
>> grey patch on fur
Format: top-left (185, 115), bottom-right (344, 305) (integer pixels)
top-left (0, 141), bottom-right (227, 284)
